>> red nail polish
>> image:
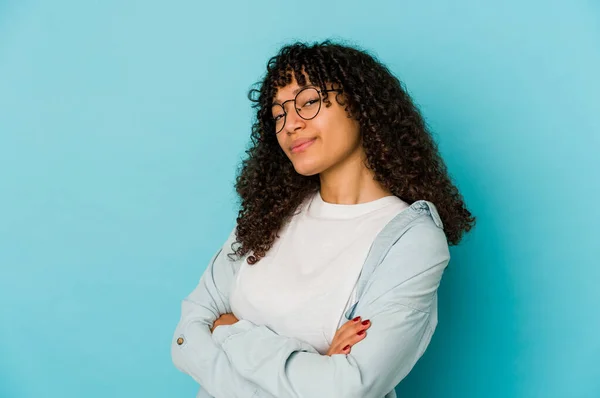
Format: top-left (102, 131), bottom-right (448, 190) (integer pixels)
top-left (361, 320), bottom-right (370, 325)
top-left (343, 345), bottom-right (350, 350)
top-left (357, 330), bottom-right (365, 336)
top-left (352, 316), bottom-right (360, 322)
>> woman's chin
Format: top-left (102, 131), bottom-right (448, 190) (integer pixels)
top-left (292, 159), bottom-right (323, 177)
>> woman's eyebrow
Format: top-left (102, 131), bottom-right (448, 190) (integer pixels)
top-left (272, 85), bottom-right (313, 105)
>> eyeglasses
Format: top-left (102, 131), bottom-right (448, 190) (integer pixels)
top-left (271, 87), bottom-right (342, 134)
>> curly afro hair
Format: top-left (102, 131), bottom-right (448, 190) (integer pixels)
top-left (232, 40), bottom-right (475, 264)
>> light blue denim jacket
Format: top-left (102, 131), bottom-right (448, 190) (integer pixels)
top-left (171, 200), bottom-right (451, 398)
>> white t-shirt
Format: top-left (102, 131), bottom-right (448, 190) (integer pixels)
top-left (230, 190), bottom-right (409, 354)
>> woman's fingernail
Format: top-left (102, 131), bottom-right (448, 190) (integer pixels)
top-left (357, 330), bottom-right (365, 336)
top-left (352, 316), bottom-right (361, 322)
top-left (361, 320), bottom-right (370, 325)
top-left (343, 345), bottom-right (350, 350)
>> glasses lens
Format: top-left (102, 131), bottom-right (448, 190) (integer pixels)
top-left (271, 103), bottom-right (285, 133)
top-left (296, 88), bottom-right (321, 120)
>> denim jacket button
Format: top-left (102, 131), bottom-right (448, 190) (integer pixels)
top-left (176, 337), bottom-right (184, 345)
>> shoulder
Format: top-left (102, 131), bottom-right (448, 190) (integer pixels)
top-left (404, 202), bottom-right (448, 252)
top-left (406, 200), bottom-right (445, 231)
top-left (211, 224), bottom-right (245, 273)
top-left (405, 200), bottom-right (449, 253)
top-left (380, 200), bottom-right (448, 251)
top-left (377, 200), bottom-right (451, 277)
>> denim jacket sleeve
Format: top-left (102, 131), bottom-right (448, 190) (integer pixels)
top-left (171, 227), bottom-right (277, 398)
top-left (210, 216), bottom-right (451, 398)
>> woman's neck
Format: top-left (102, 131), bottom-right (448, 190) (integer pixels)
top-left (319, 150), bottom-right (392, 205)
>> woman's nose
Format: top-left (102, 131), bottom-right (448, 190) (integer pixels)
top-left (284, 109), bottom-right (306, 133)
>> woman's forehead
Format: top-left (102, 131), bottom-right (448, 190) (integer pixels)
top-left (273, 81), bottom-right (311, 103)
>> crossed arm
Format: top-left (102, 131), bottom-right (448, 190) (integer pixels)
top-left (171, 222), bottom-right (450, 398)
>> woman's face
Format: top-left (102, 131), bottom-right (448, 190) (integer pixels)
top-left (272, 77), bottom-right (363, 177)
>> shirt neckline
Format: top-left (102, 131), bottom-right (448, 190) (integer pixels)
top-left (306, 190), bottom-right (403, 220)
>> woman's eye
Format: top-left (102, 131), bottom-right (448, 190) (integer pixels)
top-left (273, 114), bottom-right (284, 121)
top-left (303, 99), bottom-right (319, 107)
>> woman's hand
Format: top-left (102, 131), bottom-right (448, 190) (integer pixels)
top-left (326, 316), bottom-right (371, 356)
top-left (210, 313), bottom-right (239, 333)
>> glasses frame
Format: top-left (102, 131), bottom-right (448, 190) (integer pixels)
top-left (271, 87), bottom-right (343, 134)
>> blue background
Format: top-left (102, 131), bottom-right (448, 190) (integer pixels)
top-left (1, 1), bottom-right (599, 397)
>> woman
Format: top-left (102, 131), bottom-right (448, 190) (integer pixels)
top-left (171, 40), bottom-right (475, 398)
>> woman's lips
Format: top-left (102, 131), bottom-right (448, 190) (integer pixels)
top-left (291, 138), bottom-right (316, 154)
